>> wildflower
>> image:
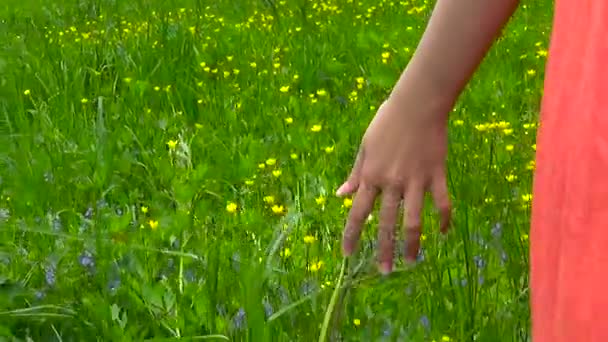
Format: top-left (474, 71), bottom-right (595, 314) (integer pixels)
top-left (290, 153), bottom-right (298, 160)
top-left (263, 196), bottom-right (275, 205)
top-left (453, 119), bottom-right (464, 126)
top-left (226, 202), bottom-right (238, 213)
top-left (304, 235), bottom-right (316, 244)
top-left (167, 140), bottom-right (178, 150)
top-left (353, 318), bottom-right (361, 326)
top-left (265, 158), bottom-right (276, 166)
top-left (505, 174), bottom-right (517, 182)
top-left (280, 248), bottom-right (291, 257)
top-left (244, 179), bottom-right (254, 186)
top-left (308, 260), bottom-right (323, 272)
top-left (272, 169), bottom-right (282, 177)
top-left (23, 89), bottom-right (31, 96)
top-left (148, 220), bottom-right (159, 229)
top-left (324, 146), bottom-right (335, 153)
top-left (343, 198), bottom-right (353, 208)
top-left (271, 205), bottom-right (285, 214)
top-left (280, 85), bottom-right (290, 93)
top-left (141, 206), bottom-right (148, 214)
top-left (315, 196), bottom-right (326, 206)
top-left (505, 144), bottom-right (514, 151)
top-left (284, 117), bottom-right (293, 124)
top-left (258, 163), bottom-right (266, 169)
top-left (81, 98), bottom-right (89, 104)
top-left (310, 124), bottom-right (322, 132)
top-left (316, 89), bottom-right (327, 96)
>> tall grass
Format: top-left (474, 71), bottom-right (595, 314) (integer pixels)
top-left (0, 0), bottom-right (551, 340)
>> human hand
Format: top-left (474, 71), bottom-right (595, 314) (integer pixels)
top-left (337, 97), bottom-right (452, 274)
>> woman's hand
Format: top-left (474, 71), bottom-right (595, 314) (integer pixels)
top-left (336, 97), bottom-right (452, 274)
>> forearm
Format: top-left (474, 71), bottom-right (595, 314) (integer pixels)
top-left (390, 0), bottom-right (520, 112)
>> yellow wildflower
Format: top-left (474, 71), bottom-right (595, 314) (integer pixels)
top-left (226, 202), bottom-right (238, 213)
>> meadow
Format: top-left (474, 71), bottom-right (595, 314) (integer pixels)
top-left (0, 0), bottom-right (552, 340)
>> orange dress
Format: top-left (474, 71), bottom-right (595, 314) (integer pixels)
top-left (530, 1), bottom-right (608, 341)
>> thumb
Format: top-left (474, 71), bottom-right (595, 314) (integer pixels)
top-left (336, 148), bottom-right (365, 196)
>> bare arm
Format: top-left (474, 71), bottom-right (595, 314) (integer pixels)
top-left (390, 0), bottom-right (521, 113)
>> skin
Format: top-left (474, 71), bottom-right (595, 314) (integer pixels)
top-left (337, 0), bottom-right (522, 274)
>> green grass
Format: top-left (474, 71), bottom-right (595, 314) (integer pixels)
top-left (0, 0), bottom-right (552, 340)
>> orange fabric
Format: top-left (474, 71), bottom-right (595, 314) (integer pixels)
top-left (530, 1), bottom-right (608, 341)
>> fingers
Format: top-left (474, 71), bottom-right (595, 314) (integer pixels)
top-left (342, 183), bottom-right (378, 256)
top-left (403, 182), bottom-right (425, 263)
top-left (430, 169), bottom-right (452, 234)
top-left (377, 188), bottom-right (402, 274)
top-left (336, 148), bottom-right (364, 196)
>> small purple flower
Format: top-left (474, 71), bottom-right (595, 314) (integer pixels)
top-left (84, 207), bottom-right (94, 220)
top-left (420, 315), bottom-right (430, 331)
top-left (233, 308), bottom-right (246, 330)
top-left (263, 298), bottom-right (274, 318)
top-left (45, 265), bottom-right (56, 287)
top-left (473, 255), bottom-right (486, 269)
top-left (78, 251), bottom-right (95, 268)
top-left (491, 222), bottom-right (503, 238)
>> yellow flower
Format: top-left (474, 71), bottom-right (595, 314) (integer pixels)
top-left (265, 158), bottom-right (276, 166)
top-left (244, 179), bottom-right (254, 186)
top-left (141, 206), bottom-right (149, 214)
top-left (304, 235), bottom-right (316, 244)
top-left (316, 89), bottom-right (327, 96)
top-left (258, 163), bottom-right (266, 169)
top-left (284, 117), bottom-right (293, 124)
top-left (343, 198), bottom-right (353, 208)
top-left (503, 128), bottom-right (513, 135)
top-left (310, 124), bottom-right (322, 132)
top-left (271, 205), bottom-right (285, 214)
top-left (280, 85), bottom-right (290, 93)
top-left (290, 153), bottom-right (298, 160)
top-left (505, 174), bottom-right (517, 182)
top-left (167, 140), bottom-right (178, 150)
top-left (381, 51), bottom-right (391, 59)
top-left (81, 98), bottom-right (89, 104)
top-left (226, 202), bottom-right (238, 213)
top-left (441, 336), bottom-right (452, 342)
top-left (505, 144), bottom-right (514, 152)
top-left (148, 220), bottom-right (159, 230)
top-left (324, 146), bottom-right (335, 153)
top-left (353, 319), bottom-right (361, 326)
top-left (280, 248), bottom-right (291, 258)
top-left (263, 196), bottom-right (275, 205)
top-left (307, 260), bottom-right (323, 272)
top-left (272, 169), bottom-right (282, 177)
top-left (522, 194), bottom-right (533, 202)
top-left (315, 196), bottom-right (326, 206)
top-left (453, 119), bottom-right (464, 126)
top-left (23, 89), bottom-right (31, 96)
